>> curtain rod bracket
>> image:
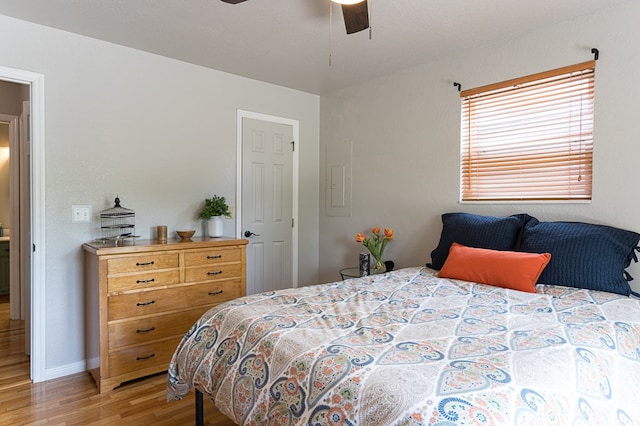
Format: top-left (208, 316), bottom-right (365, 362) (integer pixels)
top-left (453, 82), bottom-right (462, 92)
top-left (591, 48), bottom-right (599, 61)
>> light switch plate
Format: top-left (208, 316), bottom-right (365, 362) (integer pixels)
top-left (72, 205), bottom-right (92, 223)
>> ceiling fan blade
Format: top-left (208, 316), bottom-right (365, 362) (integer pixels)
top-left (341, 1), bottom-right (369, 35)
top-left (220, 0), bottom-right (248, 3)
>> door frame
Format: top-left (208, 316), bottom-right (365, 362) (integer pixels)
top-left (0, 65), bottom-right (45, 383)
top-left (235, 110), bottom-right (299, 289)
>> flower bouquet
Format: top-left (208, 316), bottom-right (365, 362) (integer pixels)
top-left (355, 226), bottom-right (394, 274)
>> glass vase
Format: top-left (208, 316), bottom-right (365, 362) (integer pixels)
top-left (372, 258), bottom-right (386, 274)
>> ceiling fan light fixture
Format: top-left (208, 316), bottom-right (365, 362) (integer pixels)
top-left (331, 0), bottom-right (366, 4)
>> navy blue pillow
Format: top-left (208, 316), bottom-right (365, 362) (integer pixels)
top-left (429, 212), bottom-right (529, 270)
top-left (519, 218), bottom-right (640, 295)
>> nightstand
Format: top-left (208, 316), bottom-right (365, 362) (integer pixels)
top-left (339, 267), bottom-right (363, 280)
top-left (339, 260), bottom-right (394, 280)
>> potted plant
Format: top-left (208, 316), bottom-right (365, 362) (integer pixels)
top-left (199, 195), bottom-right (231, 237)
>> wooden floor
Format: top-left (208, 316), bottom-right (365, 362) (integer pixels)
top-left (0, 295), bottom-right (30, 391)
top-left (0, 298), bottom-right (236, 425)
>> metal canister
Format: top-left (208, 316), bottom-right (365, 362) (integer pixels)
top-left (359, 252), bottom-right (370, 276)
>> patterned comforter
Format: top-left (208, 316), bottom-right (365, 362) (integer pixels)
top-left (167, 267), bottom-right (640, 425)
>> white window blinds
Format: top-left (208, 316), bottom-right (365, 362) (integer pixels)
top-left (460, 60), bottom-right (595, 201)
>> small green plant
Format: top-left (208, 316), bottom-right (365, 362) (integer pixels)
top-left (198, 195), bottom-right (231, 219)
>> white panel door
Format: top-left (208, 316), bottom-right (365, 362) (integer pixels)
top-left (242, 118), bottom-right (293, 295)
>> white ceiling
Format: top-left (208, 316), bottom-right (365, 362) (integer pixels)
top-left (0, 0), bottom-right (630, 94)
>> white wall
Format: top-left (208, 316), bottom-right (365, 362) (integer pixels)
top-left (319, 1), bottom-right (640, 292)
top-left (0, 15), bottom-right (320, 377)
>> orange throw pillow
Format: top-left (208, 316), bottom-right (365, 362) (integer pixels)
top-left (438, 243), bottom-right (551, 293)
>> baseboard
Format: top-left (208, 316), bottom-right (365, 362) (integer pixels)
top-left (87, 356), bottom-right (99, 370)
top-left (43, 360), bottom-right (87, 381)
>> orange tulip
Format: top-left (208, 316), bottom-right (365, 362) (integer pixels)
top-left (384, 228), bottom-right (394, 240)
top-left (372, 226), bottom-right (380, 234)
top-left (355, 233), bottom-right (365, 243)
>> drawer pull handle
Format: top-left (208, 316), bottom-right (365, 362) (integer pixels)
top-left (136, 278), bottom-right (156, 284)
top-left (207, 254), bottom-right (222, 259)
top-left (136, 353), bottom-right (155, 361)
top-left (136, 300), bottom-right (155, 306)
top-left (209, 290), bottom-right (223, 296)
top-left (136, 326), bottom-right (156, 334)
top-left (207, 271), bottom-right (223, 276)
top-left (136, 261), bottom-right (155, 266)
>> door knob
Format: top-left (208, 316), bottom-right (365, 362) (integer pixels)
top-left (244, 231), bottom-right (260, 238)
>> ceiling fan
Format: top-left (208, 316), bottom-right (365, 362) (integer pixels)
top-left (220, 0), bottom-right (370, 35)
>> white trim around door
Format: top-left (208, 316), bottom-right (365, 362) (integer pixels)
top-left (0, 65), bottom-right (46, 383)
top-left (235, 110), bottom-right (299, 289)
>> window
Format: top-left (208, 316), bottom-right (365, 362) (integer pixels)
top-left (460, 61), bottom-right (595, 201)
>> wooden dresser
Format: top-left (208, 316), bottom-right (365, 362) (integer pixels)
top-left (83, 237), bottom-right (247, 393)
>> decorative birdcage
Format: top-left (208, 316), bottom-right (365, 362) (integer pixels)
top-left (100, 196), bottom-right (135, 241)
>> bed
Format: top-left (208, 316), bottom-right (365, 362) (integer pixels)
top-left (167, 213), bottom-right (640, 425)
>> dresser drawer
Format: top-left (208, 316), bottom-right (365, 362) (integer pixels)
top-left (108, 270), bottom-right (180, 293)
top-left (108, 307), bottom-right (205, 349)
top-left (108, 279), bottom-right (243, 321)
top-left (184, 263), bottom-right (242, 283)
top-left (108, 338), bottom-right (179, 377)
top-left (108, 253), bottom-right (179, 274)
top-left (184, 247), bottom-right (241, 266)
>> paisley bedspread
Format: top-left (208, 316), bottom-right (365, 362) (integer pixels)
top-left (167, 267), bottom-right (640, 425)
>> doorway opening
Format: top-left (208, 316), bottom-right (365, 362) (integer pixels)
top-left (0, 82), bottom-right (30, 388)
top-left (0, 65), bottom-right (45, 384)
